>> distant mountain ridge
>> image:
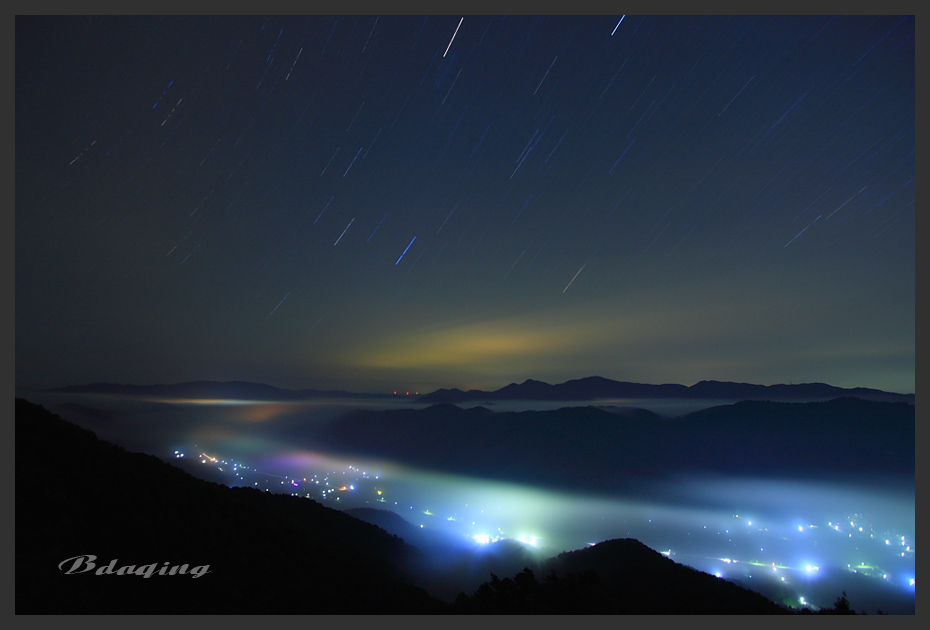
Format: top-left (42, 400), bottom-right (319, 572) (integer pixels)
top-left (40, 380), bottom-right (393, 400)
top-left (39, 376), bottom-right (913, 403)
top-left (418, 376), bottom-right (913, 404)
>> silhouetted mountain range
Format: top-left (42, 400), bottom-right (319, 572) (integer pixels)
top-left (315, 398), bottom-right (914, 496)
top-left (39, 380), bottom-right (393, 400)
top-left (36, 376), bottom-right (914, 404)
top-left (417, 376), bottom-right (914, 404)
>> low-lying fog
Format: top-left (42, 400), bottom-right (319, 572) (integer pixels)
top-left (24, 393), bottom-right (915, 613)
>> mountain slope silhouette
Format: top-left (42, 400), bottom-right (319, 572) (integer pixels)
top-left (15, 398), bottom-right (441, 614)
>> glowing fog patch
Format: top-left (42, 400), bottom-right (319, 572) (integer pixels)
top-left (362, 463), bottom-right (751, 553)
top-left (141, 398), bottom-right (264, 406)
top-left (648, 473), bottom-right (914, 535)
top-left (260, 449), bottom-right (394, 478)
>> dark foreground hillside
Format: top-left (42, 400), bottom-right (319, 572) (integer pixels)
top-left (451, 539), bottom-right (790, 614)
top-left (16, 399), bottom-right (836, 614)
top-left (346, 506), bottom-right (795, 614)
top-left (15, 399), bottom-right (442, 614)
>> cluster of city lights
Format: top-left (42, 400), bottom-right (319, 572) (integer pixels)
top-left (174, 445), bottom-right (913, 611)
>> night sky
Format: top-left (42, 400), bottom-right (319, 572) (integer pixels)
top-left (15, 15), bottom-right (915, 394)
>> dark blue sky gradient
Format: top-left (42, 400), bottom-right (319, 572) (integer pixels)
top-left (15, 15), bottom-right (915, 393)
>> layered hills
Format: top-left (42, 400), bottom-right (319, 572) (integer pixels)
top-left (417, 376), bottom-right (914, 404)
top-left (17, 398), bottom-right (814, 614)
top-left (313, 398), bottom-right (914, 495)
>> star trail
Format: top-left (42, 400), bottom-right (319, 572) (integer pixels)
top-left (15, 15), bottom-right (914, 395)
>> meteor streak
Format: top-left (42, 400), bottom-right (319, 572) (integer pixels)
top-left (611, 16), bottom-right (625, 36)
top-left (395, 236), bottom-right (417, 265)
top-left (562, 264), bottom-right (586, 293)
top-left (334, 218), bottom-right (354, 246)
top-left (443, 18), bottom-right (464, 57)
